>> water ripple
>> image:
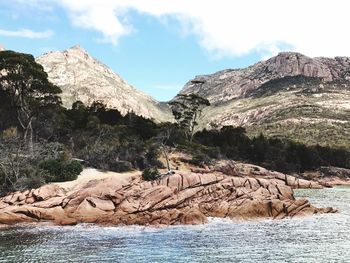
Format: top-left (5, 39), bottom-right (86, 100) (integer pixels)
top-left (1, 187), bottom-right (349, 263)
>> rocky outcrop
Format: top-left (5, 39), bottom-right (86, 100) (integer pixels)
top-left (214, 161), bottom-right (323, 189)
top-left (36, 45), bottom-right (172, 122)
top-left (303, 166), bottom-right (350, 186)
top-left (0, 163), bottom-right (336, 226)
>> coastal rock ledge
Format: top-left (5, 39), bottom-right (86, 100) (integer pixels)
top-left (0, 162), bottom-right (336, 226)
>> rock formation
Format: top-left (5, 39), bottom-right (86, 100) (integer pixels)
top-left (302, 166), bottom-right (350, 186)
top-left (0, 161), bottom-right (336, 226)
top-left (178, 52), bottom-right (350, 148)
top-left (181, 52), bottom-right (350, 103)
top-left (36, 45), bottom-right (172, 122)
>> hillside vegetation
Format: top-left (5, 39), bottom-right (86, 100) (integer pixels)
top-left (198, 76), bottom-right (350, 149)
top-left (1, 50), bottom-right (349, 196)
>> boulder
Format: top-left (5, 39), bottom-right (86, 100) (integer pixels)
top-left (180, 208), bottom-right (208, 225)
top-left (32, 184), bottom-right (61, 201)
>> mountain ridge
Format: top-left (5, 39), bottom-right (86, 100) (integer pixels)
top-left (181, 52), bottom-right (350, 104)
top-left (36, 45), bottom-right (172, 122)
top-left (36, 46), bottom-right (350, 148)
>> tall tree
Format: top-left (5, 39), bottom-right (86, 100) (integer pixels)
top-left (169, 93), bottom-right (210, 143)
top-left (0, 51), bottom-right (61, 151)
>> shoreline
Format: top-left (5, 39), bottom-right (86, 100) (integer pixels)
top-left (0, 162), bottom-right (338, 227)
top-left (318, 177), bottom-right (350, 187)
top-left (0, 208), bottom-right (338, 230)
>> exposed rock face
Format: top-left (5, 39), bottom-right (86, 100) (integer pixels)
top-left (36, 45), bottom-right (172, 122)
top-left (0, 163), bottom-right (335, 226)
top-left (214, 161), bottom-right (323, 189)
top-left (181, 52), bottom-right (350, 104)
top-left (179, 52), bottom-right (350, 148)
top-left (303, 166), bottom-right (350, 186)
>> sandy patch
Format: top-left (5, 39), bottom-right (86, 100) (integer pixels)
top-left (55, 168), bottom-right (141, 192)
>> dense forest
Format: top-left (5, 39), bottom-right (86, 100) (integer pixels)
top-left (0, 50), bottom-right (349, 195)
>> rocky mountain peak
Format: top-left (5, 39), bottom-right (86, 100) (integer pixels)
top-left (63, 45), bottom-right (91, 61)
top-left (36, 45), bottom-right (172, 122)
top-left (68, 44), bottom-right (85, 52)
top-left (265, 52), bottom-right (333, 81)
top-left (180, 52), bottom-right (350, 104)
top-left (0, 44), bottom-right (5, 51)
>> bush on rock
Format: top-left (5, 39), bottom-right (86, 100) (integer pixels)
top-left (142, 167), bottom-right (160, 181)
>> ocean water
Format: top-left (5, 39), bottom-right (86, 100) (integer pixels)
top-left (1, 187), bottom-right (350, 263)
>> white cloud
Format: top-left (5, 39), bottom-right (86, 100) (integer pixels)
top-left (54, 0), bottom-right (350, 57)
top-left (0, 28), bottom-right (53, 39)
top-left (57, 0), bottom-right (132, 44)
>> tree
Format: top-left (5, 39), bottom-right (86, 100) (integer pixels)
top-left (169, 93), bottom-right (210, 143)
top-left (0, 51), bottom-right (62, 152)
top-left (150, 123), bottom-right (179, 172)
top-left (0, 129), bottom-right (63, 195)
top-left (0, 89), bottom-right (18, 131)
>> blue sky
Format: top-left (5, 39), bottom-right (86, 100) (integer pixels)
top-left (1, 0), bottom-right (350, 101)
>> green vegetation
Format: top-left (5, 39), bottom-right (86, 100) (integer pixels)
top-left (169, 93), bottom-right (210, 143)
top-left (190, 152), bottom-right (213, 167)
top-left (0, 51), bottom-right (62, 151)
top-left (39, 159), bottom-right (82, 182)
top-left (247, 121), bottom-right (350, 149)
top-left (142, 167), bottom-right (161, 181)
top-left (0, 133), bottom-right (69, 195)
top-left (0, 50), bottom-right (349, 191)
top-left (195, 126), bottom-right (350, 173)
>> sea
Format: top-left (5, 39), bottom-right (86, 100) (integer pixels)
top-left (1, 187), bottom-right (349, 263)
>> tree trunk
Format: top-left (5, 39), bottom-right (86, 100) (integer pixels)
top-left (161, 145), bottom-right (171, 172)
top-left (28, 120), bottom-right (33, 155)
top-left (189, 111), bottom-right (197, 144)
top-left (22, 117), bottom-right (34, 154)
top-left (17, 106), bottom-right (34, 153)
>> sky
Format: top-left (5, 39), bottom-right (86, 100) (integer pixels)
top-left (1, 0), bottom-right (350, 101)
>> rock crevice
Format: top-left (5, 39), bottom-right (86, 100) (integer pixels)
top-left (0, 163), bottom-right (337, 226)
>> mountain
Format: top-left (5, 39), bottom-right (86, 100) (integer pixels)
top-left (36, 47), bottom-right (350, 148)
top-left (179, 52), bottom-right (350, 149)
top-left (36, 45), bottom-right (172, 122)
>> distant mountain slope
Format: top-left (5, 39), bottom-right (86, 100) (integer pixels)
top-left (179, 52), bottom-right (350, 149)
top-left (36, 45), bottom-right (172, 122)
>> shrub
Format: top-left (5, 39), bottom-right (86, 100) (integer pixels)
top-left (39, 159), bottom-right (82, 182)
top-left (190, 152), bottom-right (212, 167)
top-left (142, 167), bottom-right (160, 181)
top-left (63, 160), bottom-right (83, 181)
top-left (39, 159), bottom-right (61, 178)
